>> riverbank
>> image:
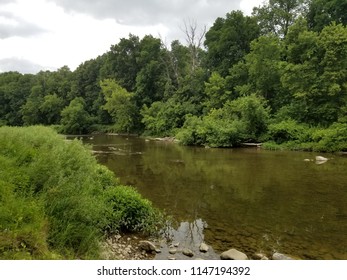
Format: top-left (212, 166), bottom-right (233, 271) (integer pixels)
top-left (101, 232), bottom-right (300, 260)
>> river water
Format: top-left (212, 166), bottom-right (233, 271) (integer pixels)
top-left (83, 134), bottom-right (347, 260)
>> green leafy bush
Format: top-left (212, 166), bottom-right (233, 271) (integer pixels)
top-left (267, 119), bottom-right (311, 144)
top-left (104, 186), bottom-right (164, 235)
top-left (310, 123), bottom-right (347, 152)
top-left (176, 94), bottom-right (270, 147)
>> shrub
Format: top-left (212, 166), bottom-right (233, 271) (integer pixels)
top-left (104, 185), bottom-right (164, 235)
top-left (311, 123), bottom-right (347, 152)
top-left (267, 120), bottom-right (311, 144)
top-left (176, 94), bottom-right (270, 147)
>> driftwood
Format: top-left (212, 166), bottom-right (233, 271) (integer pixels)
top-left (240, 143), bottom-right (262, 148)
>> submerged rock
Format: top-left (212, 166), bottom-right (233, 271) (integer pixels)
top-left (220, 249), bottom-right (248, 260)
top-left (272, 252), bottom-right (295, 260)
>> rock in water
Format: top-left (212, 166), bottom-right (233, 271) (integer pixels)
top-left (220, 249), bottom-right (248, 260)
top-left (139, 241), bottom-right (157, 253)
top-left (272, 252), bottom-right (295, 260)
top-left (199, 243), bottom-right (209, 253)
top-left (253, 252), bottom-right (269, 260)
top-left (315, 156), bottom-right (328, 164)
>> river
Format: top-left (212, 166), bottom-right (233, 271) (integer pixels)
top-left (83, 134), bottom-right (347, 260)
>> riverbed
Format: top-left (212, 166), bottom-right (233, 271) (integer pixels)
top-left (82, 134), bottom-right (347, 260)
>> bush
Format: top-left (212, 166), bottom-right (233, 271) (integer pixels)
top-left (104, 186), bottom-right (164, 235)
top-left (176, 94), bottom-right (270, 147)
top-left (175, 115), bottom-right (205, 145)
top-left (267, 120), bottom-right (311, 144)
top-left (310, 123), bottom-right (347, 152)
top-left (264, 121), bottom-right (347, 152)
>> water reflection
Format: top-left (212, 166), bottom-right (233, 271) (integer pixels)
top-left (83, 135), bottom-right (347, 259)
top-left (155, 219), bottom-right (219, 260)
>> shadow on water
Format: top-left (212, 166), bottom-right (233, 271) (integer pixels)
top-left (82, 134), bottom-right (347, 259)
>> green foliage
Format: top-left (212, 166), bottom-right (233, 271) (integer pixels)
top-left (310, 123), bottom-right (347, 152)
top-left (104, 186), bottom-right (164, 235)
top-left (141, 97), bottom-right (197, 137)
top-left (177, 94), bottom-right (270, 147)
top-left (264, 122), bottom-right (347, 152)
top-left (267, 119), bottom-right (311, 144)
top-left (203, 72), bottom-right (232, 112)
top-left (100, 79), bottom-right (136, 133)
top-left (0, 179), bottom-right (51, 259)
top-left (252, 0), bottom-right (307, 37)
top-left (0, 126), bottom-right (164, 259)
top-left (307, 0), bottom-right (347, 32)
top-left (0, 72), bottom-right (34, 126)
top-left (282, 23), bottom-right (347, 126)
top-left (204, 10), bottom-right (260, 76)
top-left (60, 97), bottom-right (93, 134)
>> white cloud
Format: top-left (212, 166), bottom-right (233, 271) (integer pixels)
top-left (0, 0), bottom-right (264, 73)
top-left (240, 0), bottom-right (265, 15)
top-left (0, 0), bottom-right (169, 72)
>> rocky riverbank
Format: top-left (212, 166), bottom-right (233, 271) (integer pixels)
top-left (101, 233), bottom-right (297, 260)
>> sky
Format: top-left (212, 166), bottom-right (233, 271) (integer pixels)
top-left (0, 0), bottom-right (264, 74)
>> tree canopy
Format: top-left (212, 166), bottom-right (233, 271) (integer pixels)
top-left (1, 1), bottom-right (347, 151)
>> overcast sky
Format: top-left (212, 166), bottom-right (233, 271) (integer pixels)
top-left (0, 0), bottom-right (264, 74)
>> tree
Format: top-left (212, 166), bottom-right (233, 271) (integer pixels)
top-left (244, 35), bottom-right (287, 110)
top-left (281, 23), bottom-right (347, 125)
top-left (100, 79), bottom-right (136, 133)
top-left (40, 94), bottom-right (64, 125)
top-left (103, 34), bottom-right (141, 92)
top-left (134, 35), bottom-right (169, 107)
top-left (252, 0), bottom-right (308, 37)
top-left (181, 19), bottom-right (207, 74)
top-left (60, 97), bottom-right (92, 134)
top-left (0, 72), bottom-right (33, 125)
top-left (204, 11), bottom-right (260, 76)
top-left (307, 0), bottom-right (347, 32)
top-left (21, 85), bottom-right (44, 125)
top-left (203, 72), bottom-right (231, 112)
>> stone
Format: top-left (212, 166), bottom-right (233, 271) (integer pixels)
top-left (199, 243), bottom-right (209, 253)
top-left (220, 249), bottom-right (248, 260)
top-left (182, 248), bottom-right (194, 257)
top-left (315, 156), bottom-right (328, 164)
top-left (253, 253), bottom-right (268, 260)
top-left (169, 248), bottom-right (177, 254)
top-left (139, 240), bottom-right (157, 253)
top-left (272, 252), bottom-right (295, 260)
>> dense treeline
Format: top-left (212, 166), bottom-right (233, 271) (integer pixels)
top-left (0, 126), bottom-right (163, 259)
top-left (1, 0), bottom-right (347, 151)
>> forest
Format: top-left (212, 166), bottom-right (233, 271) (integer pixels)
top-left (1, 0), bottom-right (347, 152)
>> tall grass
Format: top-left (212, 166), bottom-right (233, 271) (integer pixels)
top-left (0, 126), bottom-right (163, 259)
